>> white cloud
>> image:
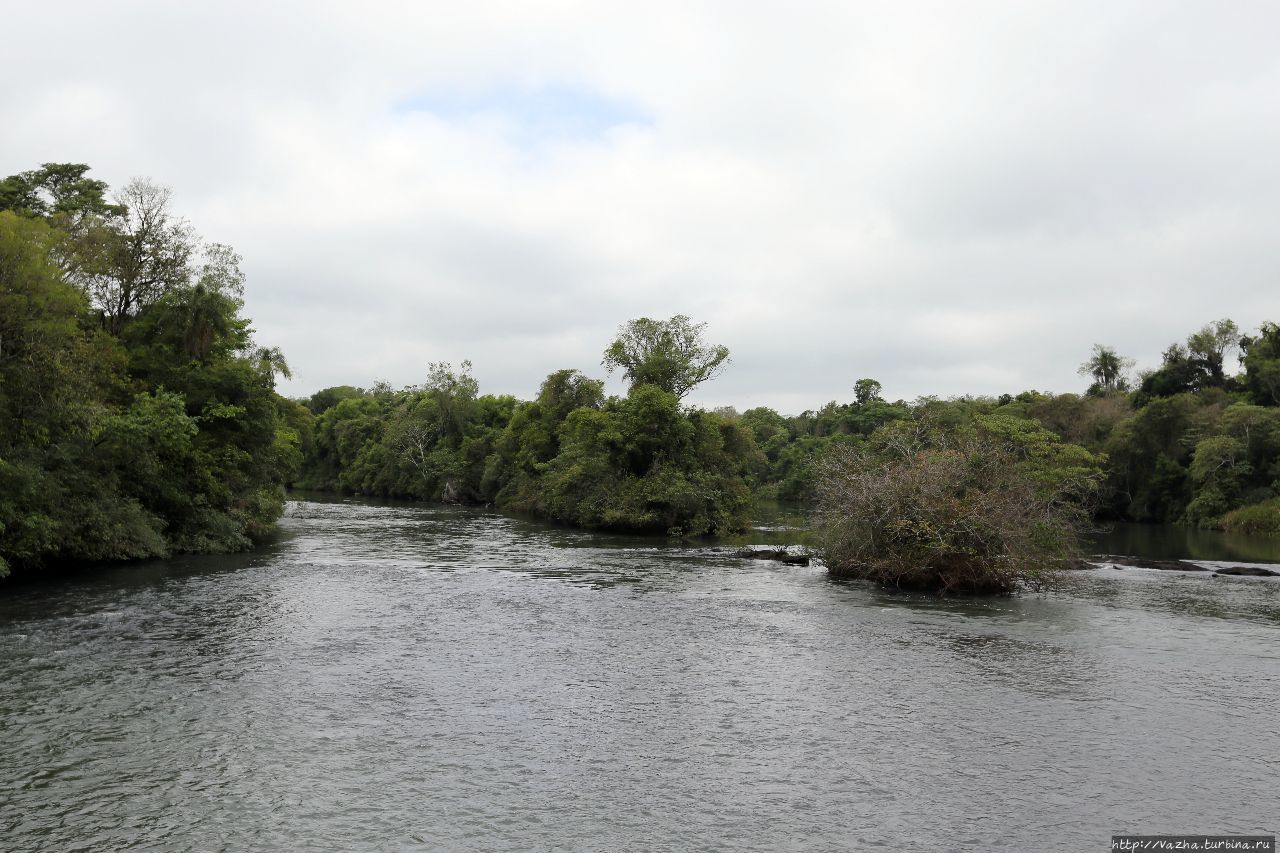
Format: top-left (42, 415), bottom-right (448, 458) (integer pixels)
top-left (4, 0), bottom-right (1277, 412)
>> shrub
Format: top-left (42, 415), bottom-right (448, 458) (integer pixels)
top-left (815, 415), bottom-right (1101, 594)
top-left (1221, 499), bottom-right (1280, 536)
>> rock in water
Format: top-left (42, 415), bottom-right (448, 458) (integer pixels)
top-left (1213, 566), bottom-right (1279, 577)
top-left (1089, 555), bottom-right (1209, 572)
top-left (735, 547), bottom-right (809, 565)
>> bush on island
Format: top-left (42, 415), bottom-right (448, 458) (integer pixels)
top-left (815, 413), bottom-right (1102, 594)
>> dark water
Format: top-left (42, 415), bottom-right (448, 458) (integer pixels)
top-left (1090, 521), bottom-right (1280, 564)
top-left (2, 499), bottom-right (1278, 852)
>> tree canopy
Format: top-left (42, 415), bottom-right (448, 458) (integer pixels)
top-left (0, 164), bottom-right (297, 578)
top-left (602, 315), bottom-right (730, 399)
top-left (1078, 344), bottom-right (1134, 395)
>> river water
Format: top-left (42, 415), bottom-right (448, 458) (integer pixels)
top-left (2, 498), bottom-right (1278, 851)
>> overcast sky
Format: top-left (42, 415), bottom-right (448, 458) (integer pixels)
top-left (4, 1), bottom-right (1278, 412)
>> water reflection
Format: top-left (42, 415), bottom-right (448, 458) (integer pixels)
top-left (1089, 521), bottom-right (1280, 563)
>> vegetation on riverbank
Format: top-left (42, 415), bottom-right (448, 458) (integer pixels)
top-left (296, 318), bottom-right (760, 536)
top-left (289, 315), bottom-right (1280, 592)
top-left (0, 164), bottom-right (300, 577)
top-left (6, 163), bottom-right (1280, 591)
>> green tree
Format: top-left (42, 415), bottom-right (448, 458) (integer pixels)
top-left (121, 281), bottom-right (298, 549)
top-left (1, 167), bottom-right (296, 579)
top-left (0, 212), bottom-right (123, 575)
top-left (0, 162), bottom-right (124, 223)
top-left (1241, 321), bottom-right (1280, 406)
top-left (853, 378), bottom-right (883, 405)
top-left (1078, 344), bottom-right (1134, 395)
top-left (602, 315), bottom-right (730, 399)
top-left (537, 369), bottom-right (605, 421)
top-left (419, 361), bottom-right (480, 447)
top-left (66, 178), bottom-right (200, 334)
top-left (1138, 320), bottom-right (1242, 400)
top-left (1185, 435), bottom-right (1251, 526)
top-left (1186, 318), bottom-right (1241, 387)
top-left (532, 385), bottom-right (755, 535)
top-left (307, 385), bottom-right (366, 415)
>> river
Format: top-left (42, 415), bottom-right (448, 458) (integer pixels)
top-left (2, 497), bottom-right (1278, 851)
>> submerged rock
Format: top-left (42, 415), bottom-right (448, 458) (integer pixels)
top-left (1212, 566), bottom-right (1279, 577)
top-left (736, 547), bottom-right (810, 566)
top-left (735, 547), bottom-right (786, 560)
top-left (1089, 555), bottom-right (1209, 572)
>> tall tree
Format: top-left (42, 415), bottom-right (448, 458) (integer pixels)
top-left (1186, 318), bottom-right (1241, 387)
top-left (1241, 321), bottom-right (1280, 406)
top-left (1078, 344), bottom-right (1134, 395)
top-left (602, 315), bottom-right (730, 400)
top-left (72, 178), bottom-right (199, 334)
top-left (853, 378), bottom-right (884, 405)
top-left (0, 162), bottom-right (124, 223)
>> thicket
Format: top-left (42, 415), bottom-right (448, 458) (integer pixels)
top-left (294, 314), bottom-right (1280, 556)
top-left (815, 414), bottom-right (1101, 593)
top-left (0, 164), bottom-right (299, 578)
top-left (296, 319), bottom-right (762, 536)
top-left (9, 167), bottom-right (1276, 586)
top-left (737, 323), bottom-right (1280, 533)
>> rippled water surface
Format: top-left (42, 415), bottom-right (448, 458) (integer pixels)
top-left (3, 498), bottom-right (1278, 851)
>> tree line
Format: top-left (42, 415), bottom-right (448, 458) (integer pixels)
top-left (295, 317), bottom-right (757, 537)
top-left (0, 163), bottom-right (301, 577)
top-left (291, 314), bottom-right (1280, 591)
top-left (6, 162), bottom-right (1280, 589)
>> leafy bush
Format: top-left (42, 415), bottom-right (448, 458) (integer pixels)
top-left (1221, 499), bottom-right (1280, 535)
top-left (0, 167), bottom-right (298, 577)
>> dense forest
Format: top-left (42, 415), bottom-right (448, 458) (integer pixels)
top-left (0, 164), bottom-right (302, 577)
top-left (294, 317), bottom-right (1280, 539)
top-left (4, 163), bottom-right (1280, 583)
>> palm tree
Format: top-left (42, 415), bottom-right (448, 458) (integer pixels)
top-left (1078, 344), bottom-right (1134, 395)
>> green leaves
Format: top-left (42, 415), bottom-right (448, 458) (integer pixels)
top-left (0, 168), bottom-right (296, 576)
top-left (1077, 344), bottom-right (1134, 395)
top-left (1241, 322), bottom-right (1280, 406)
top-left (0, 163), bottom-right (123, 222)
top-left (602, 315), bottom-right (730, 399)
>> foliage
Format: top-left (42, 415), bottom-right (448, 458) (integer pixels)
top-left (1136, 320), bottom-right (1242, 402)
top-left (602, 314), bottom-right (730, 399)
top-left (299, 352), bottom-right (759, 536)
top-left (1187, 319), bottom-right (1241, 387)
top-left (815, 413), bottom-right (1102, 593)
top-left (0, 165), bottom-right (296, 578)
top-left (15, 166), bottom-right (1280, 590)
top-left (285, 307), bottom-right (1280, 564)
top-left (1221, 499), bottom-right (1280, 536)
top-left (1078, 344), bottom-right (1134, 395)
top-left (523, 385), bottom-right (758, 535)
top-left (853, 378), bottom-right (883, 405)
top-left (0, 162), bottom-right (125, 223)
top-left (307, 385), bottom-right (365, 415)
top-left (1241, 322), bottom-right (1280, 406)
top-left (73, 178), bottom-right (202, 334)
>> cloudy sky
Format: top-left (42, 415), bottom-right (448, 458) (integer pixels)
top-left (4, 1), bottom-right (1278, 412)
